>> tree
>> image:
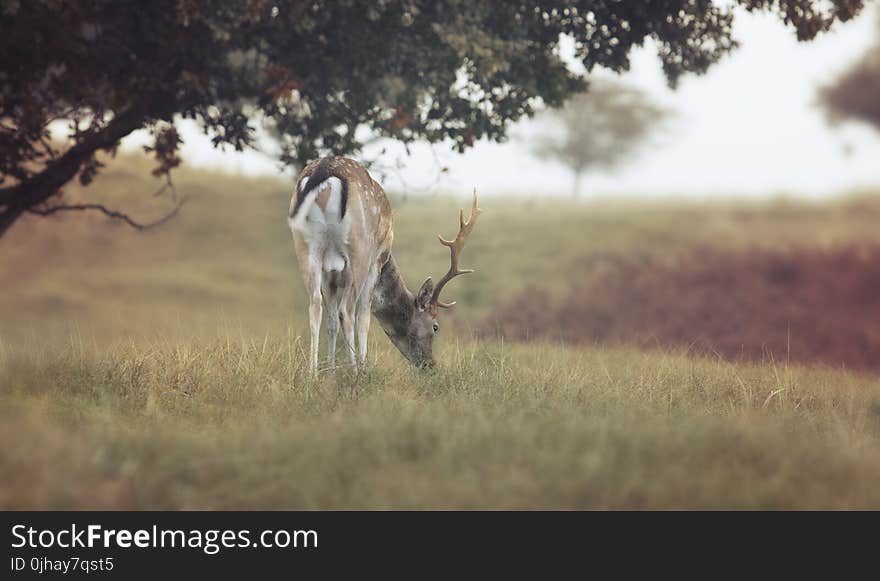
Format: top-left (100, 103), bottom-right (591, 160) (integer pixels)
top-left (529, 81), bottom-right (667, 197)
top-left (819, 11), bottom-right (880, 132)
top-left (0, 0), bottom-right (866, 239)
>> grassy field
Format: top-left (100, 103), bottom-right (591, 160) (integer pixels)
top-left (2, 154), bottom-right (880, 508)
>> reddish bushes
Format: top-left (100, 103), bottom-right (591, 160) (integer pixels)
top-left (484, 245), bottom-right (880, 371)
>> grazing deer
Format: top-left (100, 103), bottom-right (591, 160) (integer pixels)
top-left (288, 156), bottom-right (482, 372)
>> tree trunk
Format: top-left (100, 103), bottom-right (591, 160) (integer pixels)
top-left (572, 169), bottom-right (583, 198)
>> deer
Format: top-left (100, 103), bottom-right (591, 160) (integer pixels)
top-left (288, 156), bottom-right (482, 373)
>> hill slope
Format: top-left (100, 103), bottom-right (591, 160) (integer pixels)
top-left (2, 155), bottom-right (880, 508)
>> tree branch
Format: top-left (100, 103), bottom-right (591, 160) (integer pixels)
top-left (0, 103), bottom-right (150, 238)
top-left (26, 199), bottom-right (186, 231)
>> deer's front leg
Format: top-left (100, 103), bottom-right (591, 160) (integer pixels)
top-left (323, 280), bottom-right (339, 368)
top-left (337, 285), bottom-right (358, 367)
top-left (338, 306), bottom-right (357, 367)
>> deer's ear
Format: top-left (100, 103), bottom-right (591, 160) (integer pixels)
top-left (416, 277), bottom-right (433, 311)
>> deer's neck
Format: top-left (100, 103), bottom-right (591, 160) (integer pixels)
top-left (371, 253), bottom-right (414, 337)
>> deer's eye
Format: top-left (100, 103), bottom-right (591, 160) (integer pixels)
top-left (432, 323), bottom-right (439, 334)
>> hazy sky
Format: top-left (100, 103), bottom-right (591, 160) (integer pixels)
top-left (123, 5), bottom-right (880, 199)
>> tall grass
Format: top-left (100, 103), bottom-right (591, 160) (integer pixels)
top-left (3, 336), bottom-right (880, 508)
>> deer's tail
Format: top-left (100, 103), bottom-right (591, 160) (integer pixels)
top-left (289, 157), bottom-right (349, 221)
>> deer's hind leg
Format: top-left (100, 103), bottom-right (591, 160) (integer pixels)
top-left (305, 263), bottom-right (323, 374)
top-left (292, 232), bottom-right (324, 375)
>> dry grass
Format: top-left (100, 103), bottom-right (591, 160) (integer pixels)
top-left (2, 153), bottom-right (880, 508)
top-left (3, 338), bottom-right (880, 508)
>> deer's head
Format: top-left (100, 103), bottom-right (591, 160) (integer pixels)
top-left (375, 191), bottom-right (482, 369)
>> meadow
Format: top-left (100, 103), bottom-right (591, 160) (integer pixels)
top-left (2, 155), bottom-right (880, 508)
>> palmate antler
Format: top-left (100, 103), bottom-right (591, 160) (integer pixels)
top-left (430, 189), bottom-right (483, 310)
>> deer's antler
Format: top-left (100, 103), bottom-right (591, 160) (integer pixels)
top-left (430, 189), bottom-right (483, 310)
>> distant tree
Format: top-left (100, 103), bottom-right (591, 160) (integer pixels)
top-left (529, 81), bottom-right (668, 197)
top-left (819, 11), bottom-right (880, 132)
top-left (0, 0), bottom-right (866, 238)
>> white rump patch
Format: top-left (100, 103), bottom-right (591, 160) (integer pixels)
top-left (289, 176), bottom-right (350, 280)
